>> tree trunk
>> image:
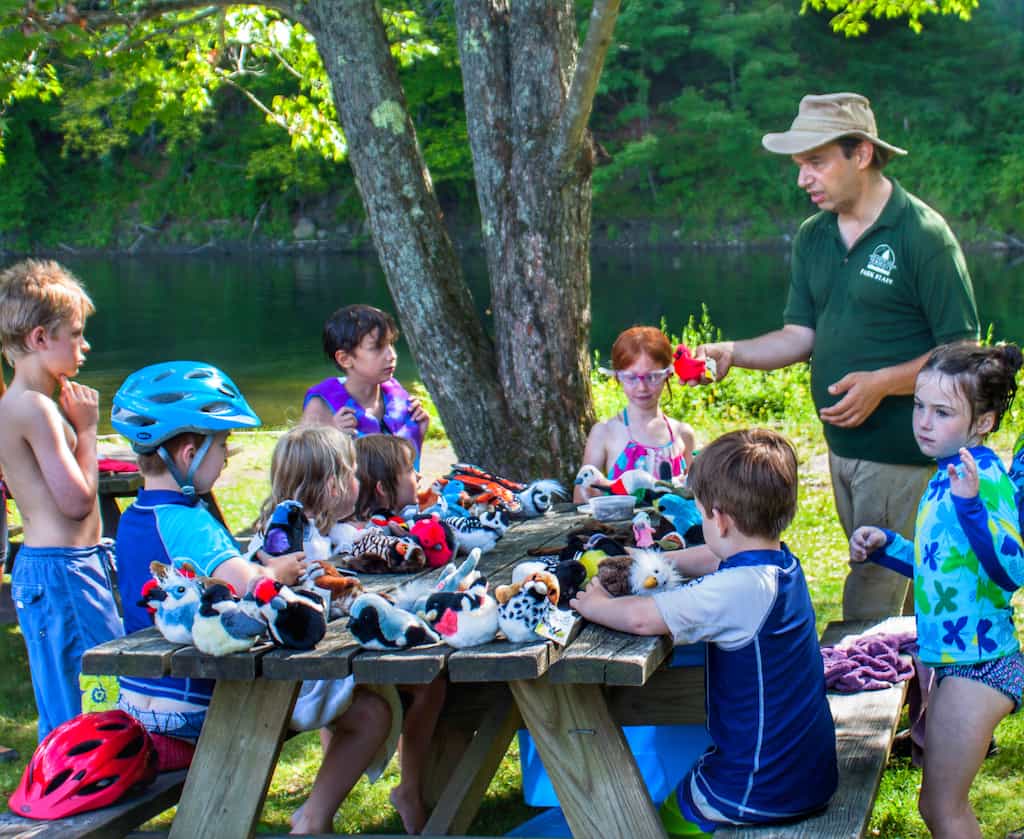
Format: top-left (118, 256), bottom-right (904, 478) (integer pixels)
top-left (307, 0), bottom-right (614, 481)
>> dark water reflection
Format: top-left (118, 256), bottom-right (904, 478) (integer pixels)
top-left (18, 248), bottom-right (1022, 432)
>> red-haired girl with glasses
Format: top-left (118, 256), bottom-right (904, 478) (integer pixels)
top-left (574, 326), bottom-right (695, 503)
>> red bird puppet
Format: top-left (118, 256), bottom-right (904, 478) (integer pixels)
top-left (673, 344), bottom-right (716, 384)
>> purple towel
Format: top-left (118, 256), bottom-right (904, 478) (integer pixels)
top-left (821, 632), bottom-right (917, 692)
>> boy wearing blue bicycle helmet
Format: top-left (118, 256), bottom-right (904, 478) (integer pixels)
top-left (111, 361), bottom-right (305, 741)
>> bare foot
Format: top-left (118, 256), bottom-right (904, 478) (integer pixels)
top-left (290, 803), bottom-right (331, 836)
top-left (390, 783), bottom-right (426, 834)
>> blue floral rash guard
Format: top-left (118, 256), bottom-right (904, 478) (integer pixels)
top-left (869, 445), bottom-right (1024, 666)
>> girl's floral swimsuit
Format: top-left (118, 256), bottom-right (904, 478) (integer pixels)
top-left (608, 408), bottom-right (685, 482)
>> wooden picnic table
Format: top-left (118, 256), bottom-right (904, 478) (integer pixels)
top-left (82, 507), bottom-right (696, 839)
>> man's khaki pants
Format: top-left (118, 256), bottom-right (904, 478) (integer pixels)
top-left (828, 451), bottom-right (932, 621)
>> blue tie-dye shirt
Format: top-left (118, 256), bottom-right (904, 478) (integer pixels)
top-left (870, 445), bottom-right (1024, 665)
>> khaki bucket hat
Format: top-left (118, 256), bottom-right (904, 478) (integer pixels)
top-left (761, 92), bottom-right (907, 157)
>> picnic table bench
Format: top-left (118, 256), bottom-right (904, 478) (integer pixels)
top-left (1, 510), bottom-right (913, 839)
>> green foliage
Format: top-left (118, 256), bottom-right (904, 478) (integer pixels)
top-left (801, 0), bottom-right (980, 36)
top-left (0, 0), bottom-right (1020, 247)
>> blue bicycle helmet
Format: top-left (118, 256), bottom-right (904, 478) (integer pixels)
top-left (112, 361), bottom-right (260, 495)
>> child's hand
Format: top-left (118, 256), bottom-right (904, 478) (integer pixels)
top-left (409, 397), bottom-right (430, 433)
top-left (850, 526), bottom-right (886, 563)
top-left (948, 447), bottom-right (979, 499)
top-left (259, 549), bottom-right (306, 585)
top-left (569, 577), bottom-right (611, 617)
top-left (332, 406), bottom-right (358, 436)
top-left (59, 376), bottom-right (99, 432)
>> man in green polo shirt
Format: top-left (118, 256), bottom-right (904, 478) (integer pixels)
top-left (697, 92), bottom-right (979, 620)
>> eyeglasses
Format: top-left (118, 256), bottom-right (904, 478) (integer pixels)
top-left (599, 367), bottom-right (673, 387)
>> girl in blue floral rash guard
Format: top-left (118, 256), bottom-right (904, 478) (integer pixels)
top-left (850, 341), bottom-right (1024, 839)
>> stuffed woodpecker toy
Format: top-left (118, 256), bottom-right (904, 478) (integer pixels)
top-left (444, 509), bottom-right (510, 555)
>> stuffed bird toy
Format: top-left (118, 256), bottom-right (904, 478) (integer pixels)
top-left (673, 343), bottom-right (716, 384)
top-left (444, 509), bottom-right (510, 555)
top-left (348, 593), bottom-right (440, 650)
top-left (300, 561), bottom-right (364, 619)
top-left (515, 480), bottom-right (568, 518)
top-left (140, 561), bottom-right (205, 644)
top-left (263, 499), bottom-right (306, 556)
top-left (597, 550), bottom-right (681, 597)
top-left (410, 514), bottom-right (458, 568)
top-left (654, 494), bottom-right (704, 545)
top-left (632, 511), bottom-right (656, 549)
top-left (495, 569), bottom-right (560, 643)
top-left (421, 577), bottom-right (498, 648)
top-left (574, 464), bottom-right (671, 498)
top-left (192, 583), bottom-right (267, 656)
top-left (250, 578), bottom-right (327, 650)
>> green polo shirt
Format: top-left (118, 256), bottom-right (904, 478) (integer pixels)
top-left (783, 179), bottom-right (979, 465)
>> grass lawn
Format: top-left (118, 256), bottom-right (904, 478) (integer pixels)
top-left (3, 317), bottom-right (1024, 835)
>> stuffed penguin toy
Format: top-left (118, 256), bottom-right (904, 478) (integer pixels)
top-left (348, 593), bottom-right (441, 650)
top-left (421, 577), bottom-right (498, 648)
top-left (495, 569), bottom-right (560, 643)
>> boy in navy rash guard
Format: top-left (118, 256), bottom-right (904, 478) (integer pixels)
top-left (572, 429), bottom-right (837, 834)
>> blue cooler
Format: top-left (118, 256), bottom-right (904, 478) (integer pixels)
top-left (518, 644), bottom-right (711, 808)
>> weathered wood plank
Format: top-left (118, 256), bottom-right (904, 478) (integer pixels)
top-left (447, 638), bottom-right (552, 682)
top-left (351, 643), bottom-right (450, 684)
top-left (82, 627), bottom-right (187, 678)
top-left (260, 620), bottom-right (360, 681)
top-left (607, 665), bottom-right (707, 726)
top-left (0, 770), bottom-right (185, 839)
top-left (169, 641), bottom-right (273, 680)
top-left (168, 679), bottom-right (299, 839)
top-left (510, 675), bottom-right (667, 839)
top-left (549, 622), bottom-right (672, 686)
top-left (421, 688), bottom-right (521, 836)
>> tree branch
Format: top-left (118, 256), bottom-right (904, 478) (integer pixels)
top-left (215, 71), bottom-right (288, 130)
top-left (551, 0), bottom-right (620, 176)
top-left (26, 0), bottom-right (311, 36)
top-left (104, 6), bottom-right (221, 55)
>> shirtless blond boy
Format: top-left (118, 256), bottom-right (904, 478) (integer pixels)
top-left (0, 259), bottom-right (123, 740)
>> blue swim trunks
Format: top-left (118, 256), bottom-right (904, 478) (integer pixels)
top-left (935, 651), bottom-right (1024, 712)
top-left (12, 544), bottom-right (124, 740)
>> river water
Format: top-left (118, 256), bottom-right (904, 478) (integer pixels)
top-left (15, 248), bottom-right (1022, 432)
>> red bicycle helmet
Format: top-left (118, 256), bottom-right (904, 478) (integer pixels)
top-left (9, 710), bottom-right (157, 819)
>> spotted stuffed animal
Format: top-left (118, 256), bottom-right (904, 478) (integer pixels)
top-left (495, 569), bottom-right (559, 643)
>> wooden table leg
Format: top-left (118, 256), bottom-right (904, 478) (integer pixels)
top-left (422, 687), bottom-right (522, 836)
top-left (169, 679), bottom-right (299, 839)
top-left (510, 676), bottom-right (668, 839)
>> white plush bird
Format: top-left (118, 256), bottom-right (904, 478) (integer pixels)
top-left (629, 549), bottom-right (682, 595)
top-left (140, 561), bottom-right (204, 644)
top-left (574, 464), bottom-right (664, 496)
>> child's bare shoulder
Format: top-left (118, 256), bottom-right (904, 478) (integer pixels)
top-left (0, 389), bottom-right (68, 446)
